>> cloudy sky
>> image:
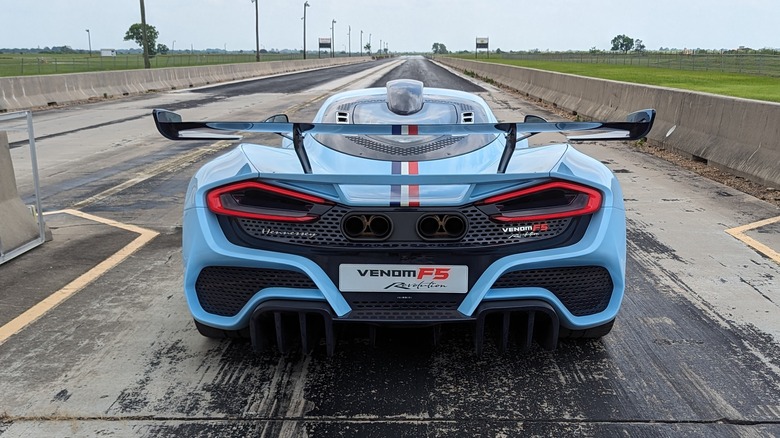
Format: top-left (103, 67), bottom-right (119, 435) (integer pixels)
top-left (1, 0), bottom-right (778, 53)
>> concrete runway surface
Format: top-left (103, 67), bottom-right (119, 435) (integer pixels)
top-left (1, 57), bottom-right (778, 437)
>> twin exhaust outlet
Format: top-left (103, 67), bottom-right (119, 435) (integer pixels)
top-left (342, 213), bottom-right (467, 241)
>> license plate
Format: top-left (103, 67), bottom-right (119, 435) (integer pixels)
top-left (339, 264), bottom-right (468, 293)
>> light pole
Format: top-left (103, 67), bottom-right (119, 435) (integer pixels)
top-left (172, 40), bottom-right (176, 51)
top-left (379, 39), bottom-right (382, 56)
top-left (347, 25), bottom-right (351, 57)
top-left (360, 30), bottom-right (363, 56)
top-left (369, 33), bottom-right (372, 56)
top-left (302, 1), bottom-right (310, 59)
top-left (251, 0), bottom-right (260, 61)
top-left (85, 29), bottom-right (92, 57)
top-left (330, 19), bottom-right (336, 58)
top-left (139, 0), bottom-right (150, 68)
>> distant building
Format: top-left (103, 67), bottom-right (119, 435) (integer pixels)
top-left (100, 49), bottom-right (117, 57)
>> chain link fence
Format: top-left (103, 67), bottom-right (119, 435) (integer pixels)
top-left (497, 52), bottom-right (780, 77)
top-left (0, 53), bottom-right (321, 76)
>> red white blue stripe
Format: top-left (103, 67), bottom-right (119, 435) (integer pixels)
top-left (390, 161), bottom-right (420, 207)
top-left (391, 125), bottom-right (419, 135)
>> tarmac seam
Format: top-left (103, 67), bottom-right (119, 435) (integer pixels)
top-left (0, 415), bottom-right (779, 426)
top-left (725, 215), bottom-right (780, 265)
top-left (0, 209), bottom-right (158, 346)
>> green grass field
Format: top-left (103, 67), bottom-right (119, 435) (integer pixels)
top-left (455, 57), bottom-right (780, 103)
top-left (0, 53), bottom-right (306, 77)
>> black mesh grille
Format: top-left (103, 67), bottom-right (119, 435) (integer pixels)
top-left (345, 135), bottom-right (463, 156)
top-left (493, 266), bottom-right (613, 316)
top-left (344, 296), bottom-right (464, 321)
top-left (236, 206), bottom-right (571, 248)
top-left (195, 267), bottom-right (316, 317)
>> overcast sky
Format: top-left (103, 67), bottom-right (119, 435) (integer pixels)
top-left (2, 0), bottom-right (778, 53)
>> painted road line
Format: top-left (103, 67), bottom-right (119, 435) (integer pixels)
top-left (726, 215), bottom-right (780, 265)
top-left (71, 140), bottom-right (233, 209)
top-left (0, 209), bottom-right (159, 346)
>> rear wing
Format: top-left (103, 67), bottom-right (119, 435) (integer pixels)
top-left (152, 109), bottom-right (655, 174)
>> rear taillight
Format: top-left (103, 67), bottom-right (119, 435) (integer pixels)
top-left (206, 181), bottom-right (332, 222)
top-left (478, 181), bottom-right (602, 223)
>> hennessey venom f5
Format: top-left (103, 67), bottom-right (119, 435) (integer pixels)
top-left (152, 79), bottom-right (655, 355)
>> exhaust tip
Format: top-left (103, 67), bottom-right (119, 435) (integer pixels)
top-left (416, 214), bottom-right (467, 240)
top-left (342, 214), bottom-right (393, 240)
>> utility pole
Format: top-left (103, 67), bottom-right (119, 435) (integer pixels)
top-left (85, 29), bottom-right (92, 57)
top-left (139, 0), bottom-right (151, 68)
top-left (252, 0), bottom-right (260, 61)
top-left (348, 25), bottom-right (351, 57)
top-left (330, 19), bottom-right (336, 58)
top-left (302, 1), bottom-right (310, 59)
top-left (360, 30), bottom-right (363, 57)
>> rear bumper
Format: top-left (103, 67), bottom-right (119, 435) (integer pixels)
top-left (182, 203), bottom-right (625, 332)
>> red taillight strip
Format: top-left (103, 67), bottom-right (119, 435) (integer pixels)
top-left (206, 181), bottom-right (330, 223)
top-left (480, 181), bottom-right (602, 222)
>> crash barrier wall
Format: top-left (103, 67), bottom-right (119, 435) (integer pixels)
top-left (0, 129), bottom-right (46, 263)
top-left (0, 57), bottom-right (371, 112)
top-left (437, 58), bottom-right (780, 188)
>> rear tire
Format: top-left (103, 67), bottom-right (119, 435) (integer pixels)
top-left (194, 319), bottom-right (249, 339)
top-left (558, 319), bottom-right (614, 340)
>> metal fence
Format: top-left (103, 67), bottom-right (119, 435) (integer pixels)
top-left (0, 53), bottom-right (314, 77)
top-left (497, 52), bottom-right (780, 77)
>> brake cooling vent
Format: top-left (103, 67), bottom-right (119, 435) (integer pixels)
top-left (195, 266), bottom-right (316, 316)
top-left (493, 266), bottom-right (613, 316)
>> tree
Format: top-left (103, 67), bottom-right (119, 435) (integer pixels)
top-left (364, 42), bottom-right (371, 55)
top-left (124, 23), bottom-right (159, 56)
top-left (634, 39), bottom-right (646, 54)
top-left (610, 34), bottom-right (634, 54)
top-left (431, 42), bottom-right (449, 54)
top-left (156, 43), bottom-right (169, 55)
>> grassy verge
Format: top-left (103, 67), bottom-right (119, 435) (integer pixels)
top-left (0, 53), bottom-right (305, 77)
top-left (454, 57), bottom-right (780, 103)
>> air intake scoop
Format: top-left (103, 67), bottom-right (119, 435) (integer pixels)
top-left (386, 79), bottom-right (424, 115)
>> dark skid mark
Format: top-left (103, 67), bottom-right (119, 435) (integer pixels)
top-left (613, 169), bottom-right (632, 174)
top-left (108, 339), bottom-right (199, 415)
top-left (52, 389), bottom-right (71, 402)
top-left (626, 218), bottom-right (686, 264)
top-left (738, 277), bottom-right (777, 305)
top-left (622, 250), bottom-right (780, 421)
top-left (370, 58), bottom-right (486, 92)
top-left (9, 114), bottom-right (146, 149)
top-left (187, 60), bottom-right (393, 97)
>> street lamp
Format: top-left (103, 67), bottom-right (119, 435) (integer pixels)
top-left (369, 33), bottom-right (372, 55)
top-left (303, 1), bottom-right (310, 59)
top-left (172, 40), bottom-right (176, 51)
top-left (85, 29), bottom-right (91, 57)
top-left (347, 25), bottom-right (351, 57)
top-left (330, 19), bottom-right (336, 58)
top-left (360, 30), bottom-right (363, 56)
top-left (251, 0), bottom-right (260, 61)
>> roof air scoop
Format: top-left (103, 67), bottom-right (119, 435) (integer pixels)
top-left (386, 79), bottom-right (424, 115)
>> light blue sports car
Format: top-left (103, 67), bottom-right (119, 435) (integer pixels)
top-left (153, 79), bottom-right (655, 355)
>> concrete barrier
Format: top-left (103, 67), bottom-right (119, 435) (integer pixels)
top-left (0, 57), bottom-right (371, 112)
top-left (0, 130), bottom-right (45, 262)
top-left (437, 58), bottom-right (780, 188)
